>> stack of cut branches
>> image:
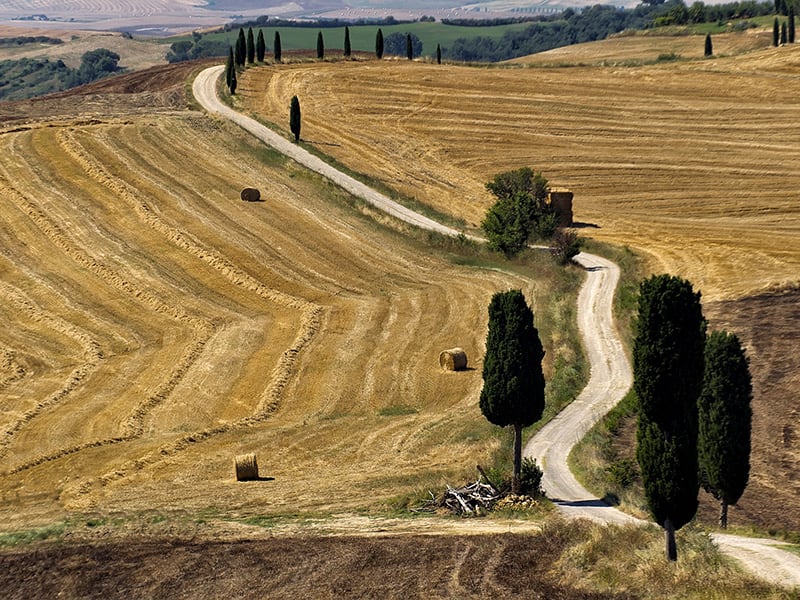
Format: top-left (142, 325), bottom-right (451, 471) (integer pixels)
top-left (414, 478), bottom-right (502, 516)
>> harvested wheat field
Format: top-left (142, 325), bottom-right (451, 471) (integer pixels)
top-left (238, 39), bottom-right (800, 532)
top-left (0, 63), bottom-right (564, 533)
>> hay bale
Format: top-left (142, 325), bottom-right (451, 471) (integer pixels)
top-left (234, 453), bottom-right (259, 481)
top-left (240, 188), bottom-right (261, 202)
top-left (439, 348), bottom-right (467, 371)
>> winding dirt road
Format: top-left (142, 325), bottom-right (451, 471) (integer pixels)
top-left (193, 65), bottom-right (800, 590)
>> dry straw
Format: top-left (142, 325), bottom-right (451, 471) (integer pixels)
top-left (234, 453), bottom-right (259, 481)
top-left (439, 348), bottom-right (467, 371)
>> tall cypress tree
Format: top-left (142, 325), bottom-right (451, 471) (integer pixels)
top-left (246, 27), bottom-right (255, 64)
top-left (698, 331), bottom-right (752, 529)
top-left (344, 26), bottom-right (351, 57)
top-left (256, 29), bottom-right (266, 62)
top-left (480, 289), bottom-right (546, 495)
top-left (236, 28), bottom-right (246, 66)
top-left (274, 31), bottom-right (282, 62)
top-left (317, 31), bottom-right (324, 59)
top-left (634, 274), bottom-right (706, 561)
top-left (406, 33), bottom-right (413, 60)
top-left (229, 65), bottom-right (237, 95)
top-left (790, 6), bottom-right (796, 42)
top-left (774, 17), bottom-right (780, 46)
top-left (704, 34), bottom-right (713, 57)
top-left (436, 43), bottom-right (442, 64)
top-left (290, 95), bottom-right (301, 142)
top-left (781, 20), bottom-right (788, 44)
top-left (376, 28), bottom-right (384, 59)
top-left (226, 45), bottom-right (234, 89)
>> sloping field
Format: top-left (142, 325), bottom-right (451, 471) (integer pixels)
top-left (238, 44), bottom-right (800, 532)
top-left (0, 65), bottom-right (558, 530)
top-left (240, 43), bottom-right (800, 302)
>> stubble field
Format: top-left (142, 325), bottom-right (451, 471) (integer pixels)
top-left (238, 37), bottom-right (799, 532)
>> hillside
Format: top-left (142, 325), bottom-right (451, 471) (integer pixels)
top-left (236, 40), bottom-right (800, 532)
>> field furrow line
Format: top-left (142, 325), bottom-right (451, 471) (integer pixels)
top-left (0, 280), bottom-right (102, 462)
top-left (0, 347), bottom-right (26, 392)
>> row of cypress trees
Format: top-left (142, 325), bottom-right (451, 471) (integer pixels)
top-left (773, 8), bottom-right (796, 45)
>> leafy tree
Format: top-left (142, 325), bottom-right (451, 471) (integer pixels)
top-left (236, 29), bottom-right (246, 66)
top-left (774, 17), bottom-right (780, 46)
top-left (384, 32), bottom-right (423, 58)
top-left (274, 31), bottom-right (282, 62)
top-left (256, 29), bottom-right (266, 62)
top-left (246, 27), bottom-right (255, 64)
top-left (634, 274), bottom-right (706, 561)
top-left (550, 228), bottom-right (582, 264)
top-left (290, 95), bottom-right (301, 142)
top-left (376, 28), bottom-right (384, 59)
top-left (344, 26), bottom-right (351, 57)
top-left (698, 331), bottom-right (752, 529)
top-left (704, 33), bottom-right (713, 57)
top-left (480, 289), bottom-right (546, 495)
top-left (781, 20), bottom-right (788, 44)
top-left (317, 31), bottom-right (324, 59)
top-left (436, 43), bottom-right (442, 64)
top-left (72, 48), bottom-right (121, 86)
top-left (482, 195), bottom-right (531, 257)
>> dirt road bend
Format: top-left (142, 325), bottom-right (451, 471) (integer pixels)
top-left (193, 66), bottom-right (800, 590)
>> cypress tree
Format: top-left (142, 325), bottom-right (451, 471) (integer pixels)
top-left (436, 43), bottom-right (441, 64)
top-left (376, 28), bottom-right (384, 59)
top-left (246, 27), bottom-right (255, 64)
top-left (274, 31), bottom-right (282, 62)
top-left (774, 17), bottom-right (780, 46)
top-left (256, 29), bottom-right (266, 62)
top-left (317, 31), bottom-right (324, 60)
top-left (344, 26), bottom-right (351, 57)
top-left (704, 34), bottom-right (713, 57)
top-left (634, 274), bottom-right (706, 561)
top-left (480, 289), bottom-right (546, 495)
top-left (406, 33), bottom-right (413, 60)
top-left (781, 20), bottom-right (788, 44)
top-left (790, 7), bottom-right (796, 42)
top-left (229, 65), bottom-right (237, 95)
top-left (290, 95), bottom-right (301, 142)
top-left (236, 28), bottom-right (246, 66)
top-left (698, 331), bottom-right (752, 529)
top-left (226, 45), bottom-right (234, 88)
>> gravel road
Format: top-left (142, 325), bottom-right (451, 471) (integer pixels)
top-left (194, 65), bottom-right (800, 590)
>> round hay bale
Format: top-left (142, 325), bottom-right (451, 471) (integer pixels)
top-left (234, 453), bottom-right (259, 481)
top-left (240, 188), bottom-right (261, 202)
top-left (439, 348), bottom-right (467, 371)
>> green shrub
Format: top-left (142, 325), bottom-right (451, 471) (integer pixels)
top-left (520, 457), bottom-right (544, 497)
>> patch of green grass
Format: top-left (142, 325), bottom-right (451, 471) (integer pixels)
top-left (0, 521), bottom-right (69, 547)
top-left (378, 404), bottom-right (419, 417)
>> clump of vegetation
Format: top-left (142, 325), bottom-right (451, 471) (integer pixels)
top-left (166, 30), bottom-right (230, 63)
top-left (519, 457), bottom-right (545, 497)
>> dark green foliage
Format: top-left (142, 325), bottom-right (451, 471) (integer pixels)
top-left (344, 26), bottom-right (351, 57)
top-left (225, 45), bottom-right (234, 89)
top-left (274, 31), bottom-right (282, 62)
top-left (236, 29), bottom-right (246, 66)
top-left (246, 27), bottom-right (255, 64)
top-left (72, 48), bottom-right (121, 86)
top-left (229, 65), bottom-right (237, 95)
top-left (256, 29), bottom-right (266, 61)
top-left (317, 31), bottom-right (324, 59)
top-left (384, 32), bottom-right (423, 58)
top-left (550, 228), bottom-right (582, 264)
top-left (774, 17), bottom-right (780, 46)
top-left (290, 95), bottom-right (301, 142)
top-left (790, 7), bottom-right (796, 42)
top-left (480, 289), bottom-right (545, 494)
top-left (376, 28), bottom-right (384, 59)
top-left (519, 457), bottom-right (544, 497)
top-left (781, 20), bottom-right (788, 44)
top-left (0, 35), bottom-right (62, 46)
top-left (436, 43), bottom-right (441, 64)
top-left (481, 167), bottom-right (555, 258)
top-left (634, 274), bottom-right (706, 560)
top-left (698, 331), bottom-right (752, 528)
top-left (406, 33), bottom-right (413, 60)
top-left (704, 33), bottom-right (713, 56)
top-left (166, 34), bottom-right (229, 63)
